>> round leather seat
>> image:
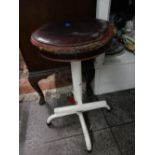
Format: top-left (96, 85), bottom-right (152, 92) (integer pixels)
top-left (31, 19), bottom-right (113, 62)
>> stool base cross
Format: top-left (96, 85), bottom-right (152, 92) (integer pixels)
top-left (47, 61), bottom-right (110, 151)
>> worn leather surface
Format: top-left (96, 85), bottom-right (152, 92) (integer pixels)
top-left (31, 19), bottom-right (113, 61)
top-left (31, 19), bottom-right (108, 46)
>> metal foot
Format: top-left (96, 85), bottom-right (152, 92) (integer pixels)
top-left (106, 105), bottom-right (112, 112)
top-left (87, 150), bottom-right (92, 153)
top-left (105, 103), bottom-right (111, 111)
top-left (46, 122), bottom-right (52, 127)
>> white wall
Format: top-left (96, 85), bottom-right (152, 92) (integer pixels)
top-left (93, 51), bottom-right (135, 95)
top-left (94, 0), bottom-right (135, 95)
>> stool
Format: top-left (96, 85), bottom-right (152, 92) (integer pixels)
top-left (31, 19), bottom-right (113, 152)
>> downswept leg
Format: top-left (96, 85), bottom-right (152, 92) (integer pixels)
top-left (28, 76), bottom-right (46, 105)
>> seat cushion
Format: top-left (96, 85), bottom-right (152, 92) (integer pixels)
top-left (31, 19), bottom-right (113, 62)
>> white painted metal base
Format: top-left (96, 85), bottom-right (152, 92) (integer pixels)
top-left (47, 61), bottom-right (110, 151)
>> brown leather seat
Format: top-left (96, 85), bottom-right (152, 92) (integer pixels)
top-left (31, 19), bottom-right (113, 62)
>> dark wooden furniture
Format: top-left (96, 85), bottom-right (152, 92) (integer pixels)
top-left (20, 0), bottom-right (97, 104)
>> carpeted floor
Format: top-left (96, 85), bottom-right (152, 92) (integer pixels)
top-left (19, 89), bottom-right (135, 155)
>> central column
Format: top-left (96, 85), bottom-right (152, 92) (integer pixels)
top-left (71, 61), bottom-right (92, 151)
top-left (71, 61), bottom-right (83, 105)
